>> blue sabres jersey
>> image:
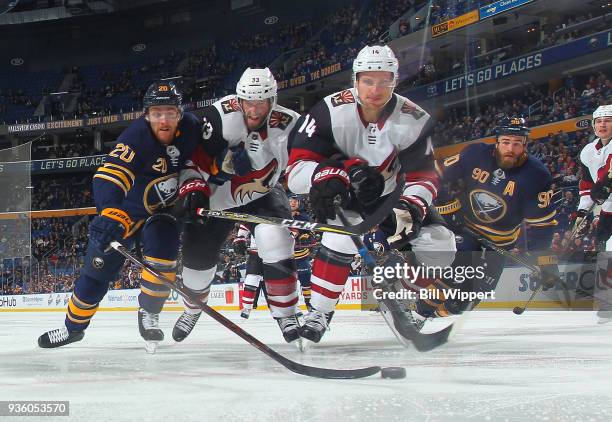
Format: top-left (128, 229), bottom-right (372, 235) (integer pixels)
top-left (92, 113), bottom-right (201, 224)
top-left (439, 143), bottom-right (557, 249)
top-left (291, 211), bottom-right (315, 260)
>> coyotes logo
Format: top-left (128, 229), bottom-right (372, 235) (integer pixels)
top-left (221, 98), bottom-right (241, 114)
top-left (231, 159), bottom-right (278, 203)
top-left (269, 110), bottom-right (293, 130)
top-left (401, 101), bottom-right (426, 120)
top-left (331, 89), bottom-right (355, 107)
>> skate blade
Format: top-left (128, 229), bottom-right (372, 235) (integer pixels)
top-left (297, 337), bottom-right (314, 352)
top-left (295, 337), bottom-right (310, 353)
top-left (144, 341), bottom-right (159, 354)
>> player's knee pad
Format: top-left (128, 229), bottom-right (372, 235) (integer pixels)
top-left (254, 224), bottom-right (294, 263)
top-left (410, 224), bottom-right (456, 268)
top-left (321, 231), bottom-right (359, 255)
top-left (244, 273), bottom-right (263, 288)
top-left (182, 266), bottom-right (216, 291)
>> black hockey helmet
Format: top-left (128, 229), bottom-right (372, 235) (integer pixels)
top-left (143, 80), bottom-right (183, 111)
top-left (495, 116), bottom-right (530, 139)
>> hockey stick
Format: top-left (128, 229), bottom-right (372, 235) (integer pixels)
top-left (461, 227), bottom-right (571, 315)
top-left (334, 207), bottom-right (454, 352)
top-left (195, 174), bottom-right (406, 237)
top-left (109, 241), bottom-right (382, 379)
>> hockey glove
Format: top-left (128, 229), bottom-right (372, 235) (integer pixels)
top-left (386, 195), bottom-right (427, 250)
top-left (209, 145), bottom-right (253, 184)
top-left (346, 160), bottom-right (385, 209)
top-left (309, 159), bottom-right (350, 222)
top-left (173, 178), bottom-right (211, 222)
top-left (532, 253), bottom-right (560, 288)
top-left (572, 209), bottom-right (590, 238)
top-left (89, 208), bottom-right (132, 251)
top-left (590, 177), bottom-right (611, 205)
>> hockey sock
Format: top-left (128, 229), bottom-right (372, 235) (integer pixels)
top-left (138, 255), bottom-right (175, 314)
top-left (310, 246), bottom-right (353, 314)
top-left (263, 258), bottom-right (298, 318)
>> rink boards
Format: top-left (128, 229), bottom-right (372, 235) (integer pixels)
top-left (0, 263), bottom-right (599, 312)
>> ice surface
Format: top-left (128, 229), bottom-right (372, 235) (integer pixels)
top-left (1, 310), bottom-right (611, 422)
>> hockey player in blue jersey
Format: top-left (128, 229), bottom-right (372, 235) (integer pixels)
top-left (411, 117), bottom-right (560, 322)
top-left (289, 195), bottom-right (315, 310)
top-left (38, 81), bottom-right (201, 351)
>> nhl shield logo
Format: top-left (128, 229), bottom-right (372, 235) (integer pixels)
top-left (92, 257), bottom-right (105, 269)
top-left (166, 145), bottom-right (180, 166)
top-left (469, 189), bottom-right (507, 223)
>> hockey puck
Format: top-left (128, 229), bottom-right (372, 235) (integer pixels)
top-left (381, 367), bottom-right (406, 379)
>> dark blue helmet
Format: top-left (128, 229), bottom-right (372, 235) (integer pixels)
top-left (143, 80), bottom-right (183, 110)
top-left (496, 116), bottom-right (529, 138)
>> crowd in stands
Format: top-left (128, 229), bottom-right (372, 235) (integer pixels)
top-left (1, 0), bottom-right (420, 123)
top-left (2, 2), bottom-right (612, 295)
top-left (31, 135), bottom-right (100, 160)
top-left (399, 7), bottom-right (612, 93)
top-left (431, 70), bottom-right (611, 146)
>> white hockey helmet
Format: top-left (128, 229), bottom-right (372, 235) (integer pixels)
top-left (592, 104), bottom-right (612, 127)
top-left (236, 67), bottom-right (277, 108)
top-left (352, 45), bottom-right (399, 87)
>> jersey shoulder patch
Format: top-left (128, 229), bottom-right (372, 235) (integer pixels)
top-left (330, 89), bottom-right (355, 107)
top-left (269, 110), bottom-right (294, 130)
top-left (220, 98), bottom-right (241, 114)
top-left (401, 100), bottom-right (426, 120)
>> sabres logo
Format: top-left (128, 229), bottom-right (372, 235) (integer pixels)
top-left (221, 98), bottom-right (241, 114)
top-left (331, 89), bottom-right (355, 107)
top-left (269, 111), bottom-right (293, 130)
top-left (231, 159), bottom-right (278, 203)
top-left (469, 189), bottom-right (507, 223)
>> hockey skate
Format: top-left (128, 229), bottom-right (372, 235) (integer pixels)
top-left (138, 308), bottom-right (164, 353)
top-left (275, 314), bottom-right (301, 342)
top-left (372, 251), bottom-right (427, 347)
top-left (240, 306), bottom-right (252, 319)
top-left (38, 326), bottom-right (84, 348)
top-left (172, 311), bottom-right (202, 342)
top-left (299, 309), bottom-right (329, 344)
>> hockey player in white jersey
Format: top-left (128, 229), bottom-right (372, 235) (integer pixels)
top-left (173, 68), bottom-right (303, 343)
top-left (287, 45), bottom-right (456, 343)
top-left (575, 104), bottom-right (612, 322)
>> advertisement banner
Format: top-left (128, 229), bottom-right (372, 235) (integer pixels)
top-left (432, 9), bottom-right (479, 37)
top-left (405, 29), bottom-right (612, 101)
top-left (479, 0), bottom-right (533, 20)
top-left (0, 264), bottom-right (600, 312)
top-left (0, 284), bottom-right (240, 312)
top-left (0, 155), bottom-right (106, 175)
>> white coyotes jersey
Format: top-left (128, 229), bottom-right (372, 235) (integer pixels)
top-left (184, 95), bottom-right (299, 210)
top-left (579, 137), bottom-right (612, 213)
top-left (287, 88), bottom-right (435, 204)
